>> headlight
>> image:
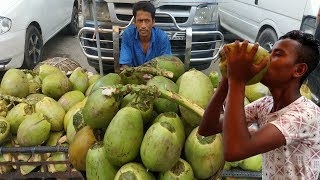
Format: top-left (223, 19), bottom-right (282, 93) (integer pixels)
top-left (0, 17), bottom-right (11, 35)
top-left (84, 0), bottom-right (110, 22)
top-left (193, 4), bottom-right (218, 25)
top-left (300, 16), bottom-right (316, 35)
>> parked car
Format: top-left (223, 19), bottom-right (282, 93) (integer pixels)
top-left (0, 0), bottom-right (79, 70)
top-left (78, 0), bottom-right (224, 73)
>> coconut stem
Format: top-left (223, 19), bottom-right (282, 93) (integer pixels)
top-left (101, 84), bottom-right (204, 117)
top-left (121, 67), bottom-right (174, 79)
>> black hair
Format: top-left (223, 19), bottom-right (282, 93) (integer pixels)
top-left (279, 30), bottom-right (320, 85)
top-left (133, 1), bottom-right (156, 20)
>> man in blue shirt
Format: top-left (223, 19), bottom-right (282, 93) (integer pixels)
top-left (120, 1), bottom-right (172, 69)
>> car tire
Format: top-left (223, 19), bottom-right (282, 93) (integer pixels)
top-left (64, 6), bottom-right (79, 35)
top-left (23, 25), bottom-right (43, 69)
top-left (257, 28), bottom-right (278, 52)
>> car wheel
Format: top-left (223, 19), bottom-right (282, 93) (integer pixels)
top-left (23, 25), bottom-right (43, 69)
top-left (257, 28), bottom-right (278, 52)
top-left (65, 6), bottom-right (79, 35)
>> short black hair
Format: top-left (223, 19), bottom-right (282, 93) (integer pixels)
top-left (279, 30), bottom-right (320, 85)
top-left (133, 1), bottom-right (156, 20)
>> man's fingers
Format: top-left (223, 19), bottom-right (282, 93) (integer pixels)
top-left (240, 40), bottom-right (249, 54)
top-left (234, 40), bottom-right (241, 54)
top-left (248, 43), bottom-right (259, 59)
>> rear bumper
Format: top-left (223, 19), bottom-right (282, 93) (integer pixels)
top-left (78, 19), bottom-right (223, 71)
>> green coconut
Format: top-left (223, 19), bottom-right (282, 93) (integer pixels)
top-left (58, 90), bottom-right (85, 112)
top-left (38, 64), bottom-right (64, 81)
top-left (178, 69), bottom-right (214, 127)
top-left (41, 73), bottom-right (72, 99)
top-left (83, 89), bottom-right (120, 129)
top-left (147, 76), bottom-right (179, 114)
top-left (245, 82), bottom-right (270, 102)
top-left (88, 73), bottom-right (101, 85)
top-left (219, 42), bottom-right (270, 85)
top-left (63, 97), bottom-right (87, 131)
top-left (239, 154), bottom-right (262, 171)
top-left (184, 127), bottom-right (224, 179)
top-left (1, 69), bottom-right (29, 98)
top-left (69, 126), bottom-right (97, 171)
top-left (0, 117), bottom-right (10, 144)
top-left (6, 103), bottom-right (33, 134)
top-left (147, 55), bottom-right (185, 82)
top-left (17, 112), bottom-right (51, 146)
top-left (114, 163), bottom-right (156, 180)
top-left (90, 73), bottom-right (122, 94)
top-left (86, 142), bottom-right (118, 180)
top-left (208, 70), bottom-right (220, 88)
top-left (159, 158), bottom-right (194, 180)
top-left (69, 67), bottom-right (89, 93)
top-left (66, 115), bottom-right (77, 144)
top-left (104, 107), bottom-right (144, 166)
top-left (140, 121), bottom-right (182, 172)
top-left (20, 153), bottom-right (41, 175)
top-left (35, 97), bottom-right (66, 131)
top-left (153, 112), bottom-right (185, 147)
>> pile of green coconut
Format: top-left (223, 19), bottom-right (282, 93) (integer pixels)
top-left (0, 46), bottom-right (310, 179)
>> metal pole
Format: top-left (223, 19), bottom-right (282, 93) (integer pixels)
top-left (91, 0), bottom-right (104, 76)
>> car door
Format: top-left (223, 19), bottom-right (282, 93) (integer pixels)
top-left (219, 0), bottom-right (261, 42)
top-left (60, 0), bottom-right (74, 26)
top-left (37, 0), bottom-right (65, 43)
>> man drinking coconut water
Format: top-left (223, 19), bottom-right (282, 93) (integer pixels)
top-left (198, 30), bottom-right (320, 179)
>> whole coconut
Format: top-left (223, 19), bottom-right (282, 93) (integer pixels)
top-left (17, 113), bottom-right (51, 146)
top-left (140, 121), bottom-right (182, 172)
top-left (58, 90), bottom-right (85, 112)
top-left (219, 42), bottom-right (270, 85)
top-left (86, 142), bottom-right (118, 180)
top-left (159, 158), bottom-right (194, 180)
top-left (69, 126), bottom-right (97, 171)
top-left (184, 127), bottom-right (224, 179)
top-left (104, 107), bottom-right (144, 166)
top-left (83, 89), bottom-right (119, 129)
top-left (1, 69), bottom-right (29, 98)
top-left (178, 69), bottom-right (214, 127)
top-left (41, 73), bottom-right (72, 100)
top-left (35, 97), bottom-right (66, 131)
top-left (69, 67), bottom-right (89, 93)
top-left (114, 163), bottom-right (155, 180)
top-left (6, 103), bottom-right (33, 134)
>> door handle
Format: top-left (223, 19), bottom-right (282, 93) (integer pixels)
top-left (254, 0), bottom-right (258, 5)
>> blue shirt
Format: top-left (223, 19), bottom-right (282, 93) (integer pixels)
top-left (120, 25), bottom-right (172, 67)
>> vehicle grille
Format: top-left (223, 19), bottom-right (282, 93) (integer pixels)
top-left (114, 3), bottom-right (190, 24)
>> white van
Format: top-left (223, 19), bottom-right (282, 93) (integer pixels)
top-left (218, 0), bottom-right (320, 51)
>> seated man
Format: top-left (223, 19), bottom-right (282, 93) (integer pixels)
top-left (120, 1), bottom-right (172, 69)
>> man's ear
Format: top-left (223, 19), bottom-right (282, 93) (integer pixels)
top-left (293, 63), bottom-right (308, 78)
